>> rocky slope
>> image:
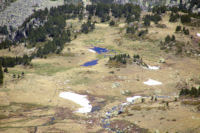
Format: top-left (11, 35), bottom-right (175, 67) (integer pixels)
top-left (0, 0), bottom-right (64, 28)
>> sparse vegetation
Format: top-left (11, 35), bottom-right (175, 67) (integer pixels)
top-left (138, 29), bottom-right (148, 37)
top-left (133, 54), bottom-right (148, 67)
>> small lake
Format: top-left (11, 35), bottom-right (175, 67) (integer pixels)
top-left (91, 47), bottom-right (108, 54)
top-left (81, 60), bottom-right (98, 66)
top-left (82, 47), bottom-right (108, 67)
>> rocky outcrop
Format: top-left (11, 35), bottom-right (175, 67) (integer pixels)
top-left (0, 0), bottom-right (64, 28)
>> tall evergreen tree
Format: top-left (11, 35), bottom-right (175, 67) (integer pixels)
top-left (0, 62), bottom-right (3, 84)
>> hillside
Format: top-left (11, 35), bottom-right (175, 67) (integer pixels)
top-left (0, 1), bottom-right (200, 133)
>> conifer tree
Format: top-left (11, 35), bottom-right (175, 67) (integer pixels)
top-left (0, 62), bottom-right (3, 84)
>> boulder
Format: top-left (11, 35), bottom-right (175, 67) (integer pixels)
top-left (159, 58), bottom-right (165, 63)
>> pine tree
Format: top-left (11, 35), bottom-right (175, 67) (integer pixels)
top-left (109, 20), bottom-right (115, 26)
top-left (4, 67), bottom-right (8, 73)
top-left (171, 35), bottom-right (176, 41)
top-left (176, 26), bottom-right (181, 32)
top-left (0, 62), bottom-right (3, 84)
top-left (165, 35), bottom-right (171, 43)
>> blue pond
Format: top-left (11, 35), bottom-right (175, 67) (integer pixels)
top-left (81, 60), bottom-right (98, 66)
top-left (91, 47), bottom-right (108, 54)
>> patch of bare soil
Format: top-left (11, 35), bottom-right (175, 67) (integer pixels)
top-left (110, 120), bottom-right (149, 133)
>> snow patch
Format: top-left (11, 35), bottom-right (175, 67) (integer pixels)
top-left (59, 92), bottom-right (92, 113)
top-left (147, 65), bottom-right (160, 70)
top-left (126, 96), bottom-right (142, 103)
top-left (88, 49), bottom-right (96, 53)
top-left (143, 79), bottom-right (162, 86)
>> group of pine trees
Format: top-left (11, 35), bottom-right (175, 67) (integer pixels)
top-left (108, 53), bottom-right (147, 67)
top-left (0, 61), bottom-right (26, 85)
top-left (176, 26), bottom-right (189, 35)
top-left (0, 39), bottom-right (14, 49)
top-left (109, 54), bottom-right (130, 64)
top-left (17, 4), bottom-right (85, 58)
top-left (180, 87), bottom-right (200, 98)
top-left (165, 35), bottom-right (176, 43)
top-left (160, 35), bottom-right (176, 51)
top-left (81, 21), bottom-right (95, 34)
top-left (169, 14), bottom-right (191, 24)
top-left (143, 14), bottom-right (162, 27)
top-left (181, 15), bottom-right (191, 24)
top-left (86, 3), bottom-right (141, 23)
top-left (0, 4), bottom-right (84, 51)
top-left (0, 62), bottom-right (3, 85)
top-left (0, 25), bottom-right (8, 35)
top-left (153, 4), bottom-right (199, 25)
top-left (0, 55), bottom-right (31, 67)
top-left (152, 5), bottom-right (167, 14)
top-left (169, 13), bottom-right (180, 22)
top-left (126, 25), bottom-right (148, 37)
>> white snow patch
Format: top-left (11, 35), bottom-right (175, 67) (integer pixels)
top-left (143, 79), bottom-right (162, 86)
top-left (147, 65), bottom-right (160, 70)
top-left (59, 92), bottom-right (92, 113)
top-left (88, 49), bottom-right (96, 53)
top-left (121, 102), bottom-right (129, 106)
top-left (126, 96), bottom-right (142, 103)
top-left (197, 33), bottom-right (200, 37)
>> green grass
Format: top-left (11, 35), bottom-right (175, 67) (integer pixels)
top-left (32, 63), bottom-right (72, 76)
top-left (182, 100), bottom-right (200, 105)
top-left (125, 40), bottom-right (162, 62)
top-left (71, 77), bottom-right (92, 85)
top-left (11, 102), bottom-right (47, 110)
top-left (62, 52), bottom-right (75, 57)
top-left (83, 38), bottom-right (105, 46)
top-left (96, 54), bottom-right (105, 59)
top-left (106, 46), bottom-right (122, 53)
top-left (9, 70), bottom-right (25, 75)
